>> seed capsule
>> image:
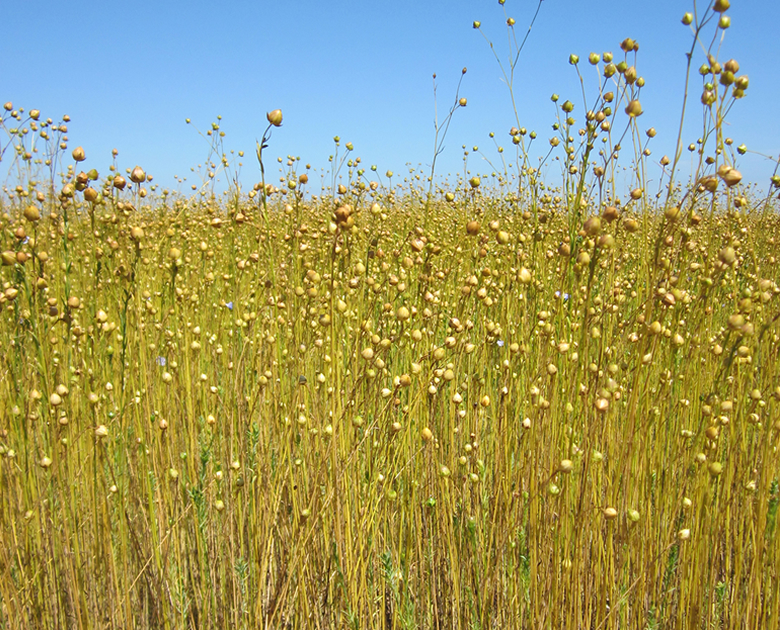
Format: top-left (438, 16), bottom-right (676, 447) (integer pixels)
top-left (130, 166), bottom-right (146, 183)
top-left (722, 169), bottom-right (742, 187)
top-left (583, 216), bottom-right (601, 236)
top-left (266, 109), bottom-right (283, 126)
top-left (625, 100), bottom-right (643, 117)
top-left (24, 205), bottom-right (40, 222)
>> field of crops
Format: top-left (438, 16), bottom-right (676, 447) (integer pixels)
top-left (2, 2), bottom-right (779, 629)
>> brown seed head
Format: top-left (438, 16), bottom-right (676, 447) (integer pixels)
top-left (24, 205), bottom-right (40, 222)
top-left (603, 206), bottom-right (619, 222)
top-left (702, 176), bottom-right (718, 192)
top-left (723, 169), bottom-right (742, 187)
top-left (625, 100), bottom-right (643, 117)
top-left (583, 216), bottom-right (601, 236)
top-left (130, 166), bottom-right (146, 184)
top-left (718, 246), bottom-right (737, 266)
top-left (664, 205), bottom-right (680, 221)
top-left (334, 205), bottom-right (352, 223)
top-left (266, 109), bottom-right (283, 127)
top-left (623, 218), bottom-right (639, 233)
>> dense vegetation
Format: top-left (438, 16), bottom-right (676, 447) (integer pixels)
top-left (1, 1), bottom-right (779, 628)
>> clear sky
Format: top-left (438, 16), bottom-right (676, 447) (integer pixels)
top-left (2, 0), bottom-right (778, 197)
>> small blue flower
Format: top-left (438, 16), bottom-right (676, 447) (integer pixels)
top-left (226, 301), bottom-right (234, 310)
top-left (496, 340), bottom-right (505, 347)
top-left (156, 356), bottom-right (167, 366)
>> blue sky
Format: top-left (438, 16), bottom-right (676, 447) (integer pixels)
top-left (2, 0), bottom-right (778, 196)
